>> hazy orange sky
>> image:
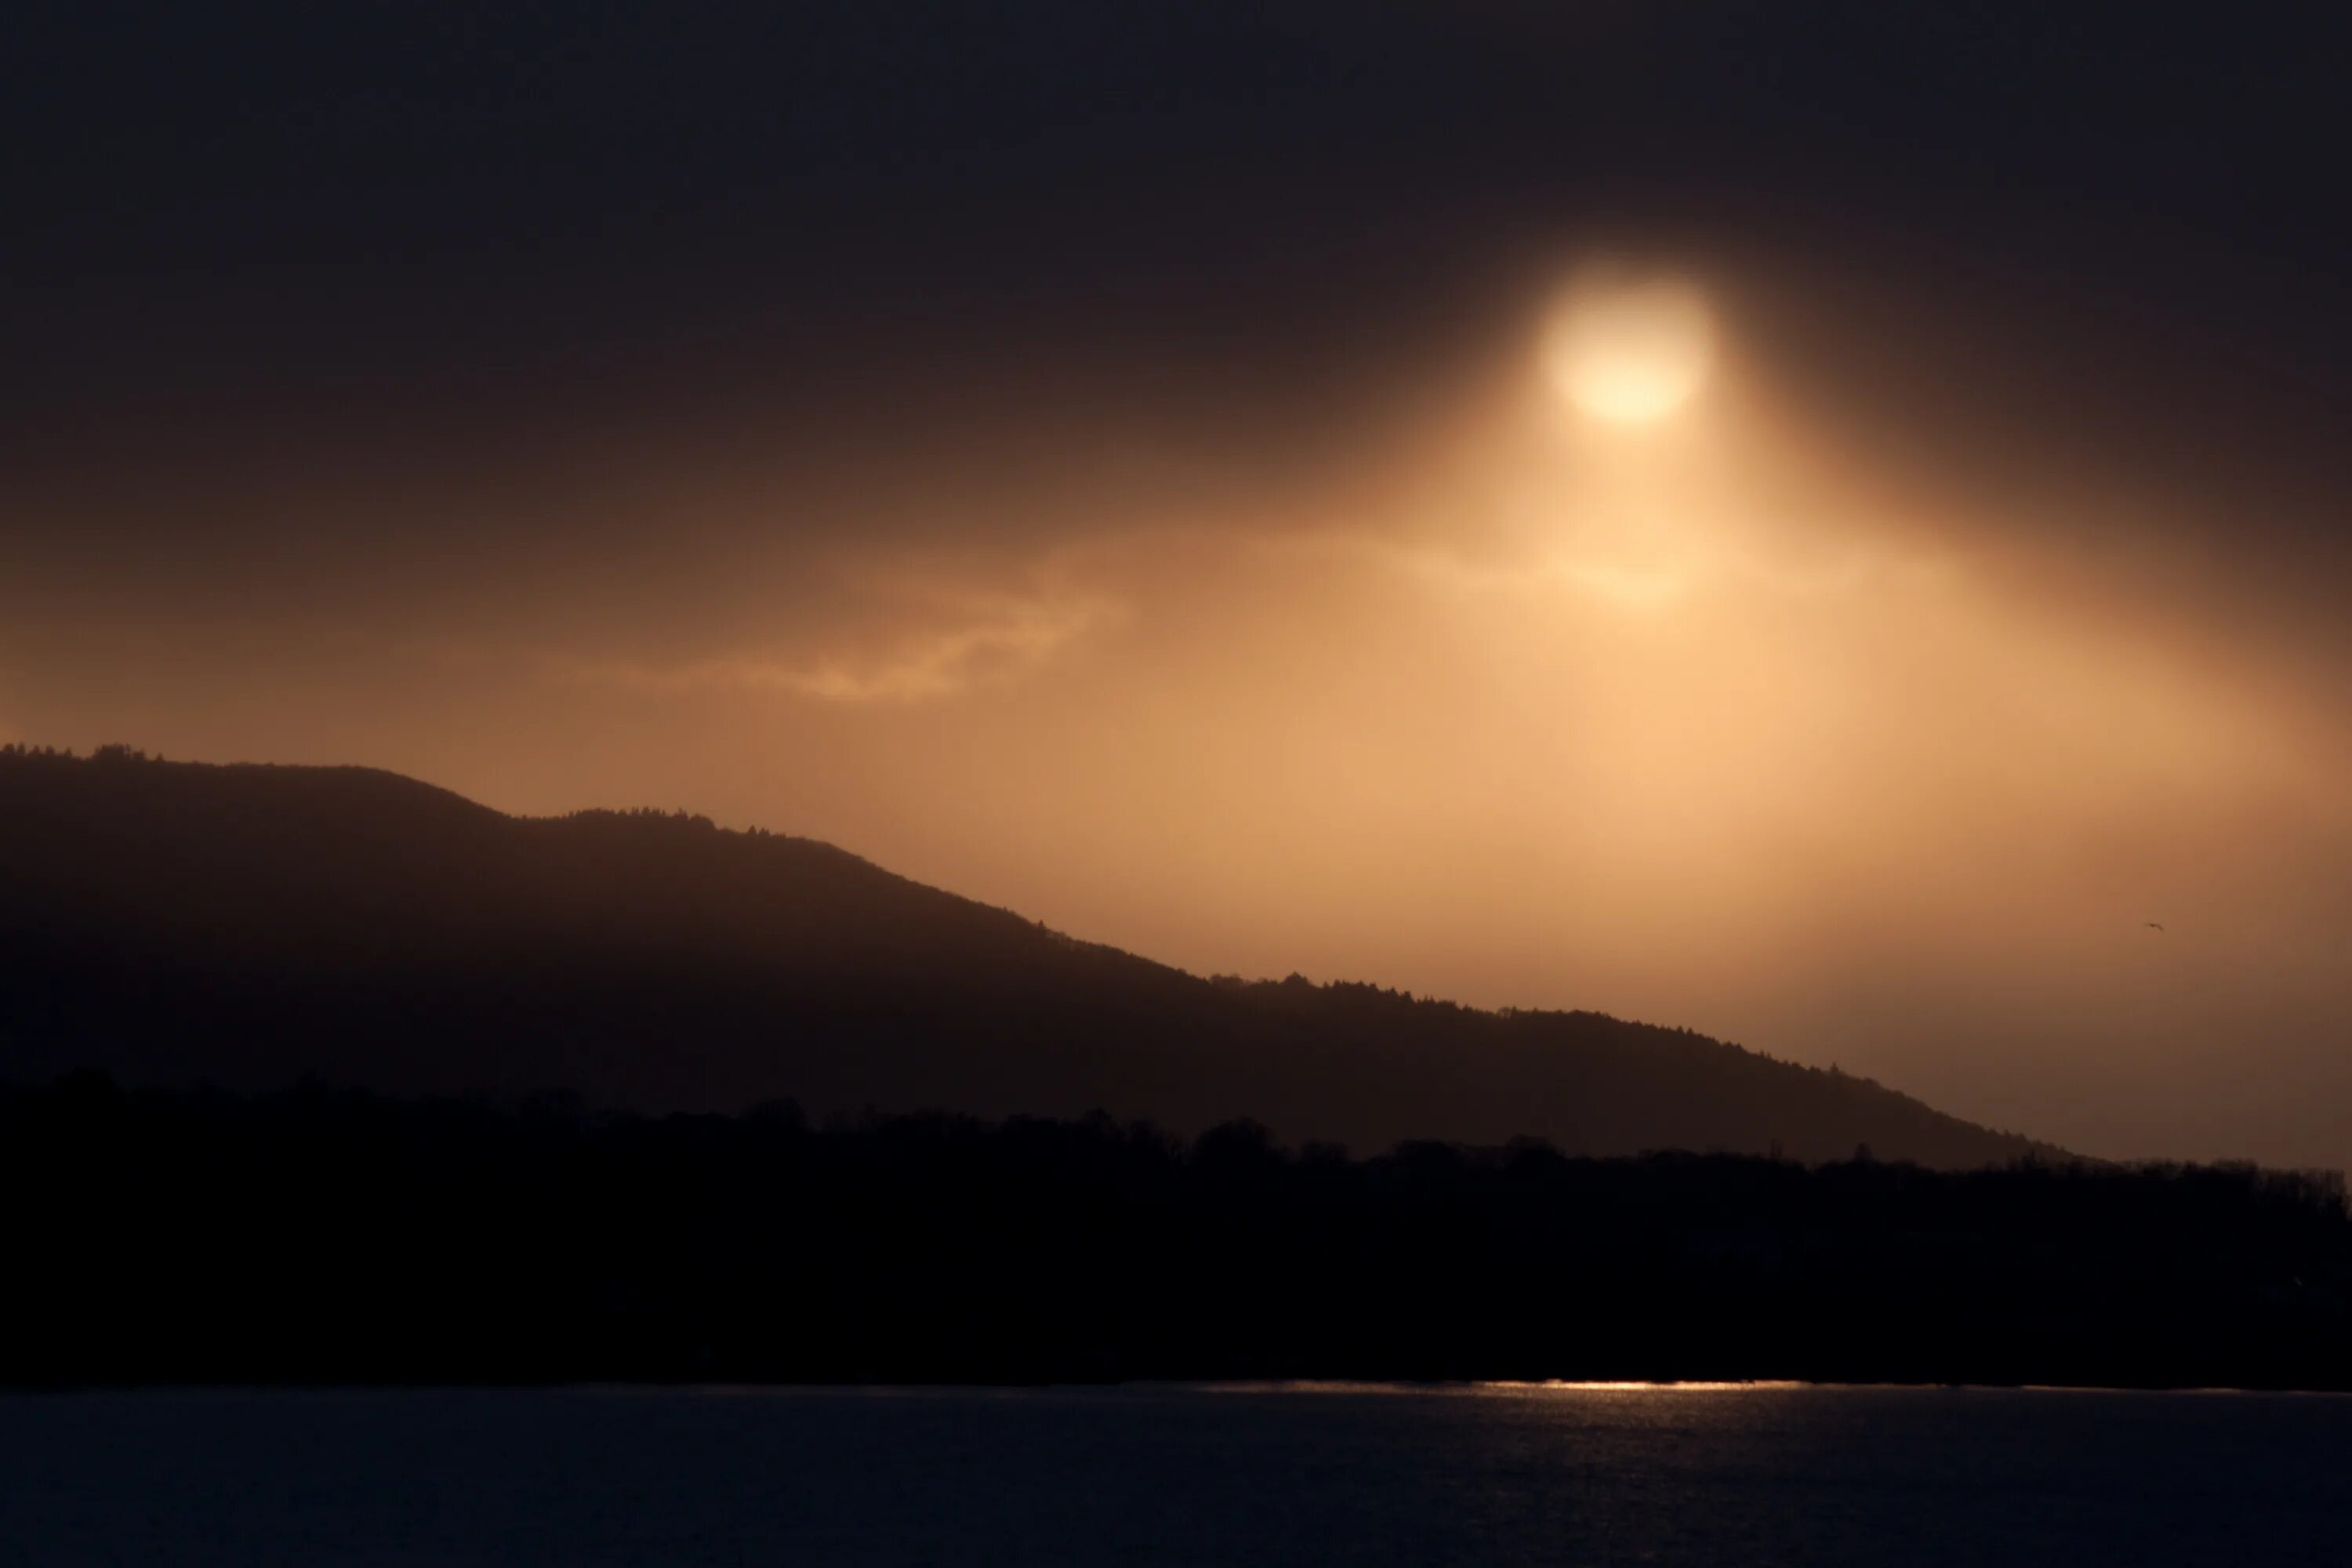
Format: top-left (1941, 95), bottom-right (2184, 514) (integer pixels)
top-left (9, 3), bottom-right (2350, 1167)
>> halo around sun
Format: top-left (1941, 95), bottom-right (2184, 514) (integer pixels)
top-left (1542, 273), bottom-right (1716, 425)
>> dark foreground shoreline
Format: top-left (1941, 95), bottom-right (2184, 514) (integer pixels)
top-left (9, 1076), bottom-right (2349, 1391)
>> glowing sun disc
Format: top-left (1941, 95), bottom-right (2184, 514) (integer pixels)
top-left (1543, 276), bottom-right (1716, 425)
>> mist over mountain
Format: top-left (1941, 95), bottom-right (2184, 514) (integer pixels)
top-left (0, 748), bottom-right (2055, 1167)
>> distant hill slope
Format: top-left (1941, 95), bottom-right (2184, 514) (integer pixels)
top-left (0, 749), bottom-right (2058, 1167)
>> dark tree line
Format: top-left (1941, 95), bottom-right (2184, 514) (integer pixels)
top-left (6, 1073), bottom-right (2347, 1390)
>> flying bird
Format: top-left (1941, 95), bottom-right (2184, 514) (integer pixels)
top-left (2144, 922), bottom-right (2166, 933)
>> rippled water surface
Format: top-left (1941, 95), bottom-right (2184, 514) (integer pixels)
top-left (5, 1383), bottom-right (2347, 1566)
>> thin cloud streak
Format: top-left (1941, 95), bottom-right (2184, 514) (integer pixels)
top-left (546, 583), bottom-right (1127, 706)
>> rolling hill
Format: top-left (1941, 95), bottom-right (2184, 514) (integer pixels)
top-left (0, 747), bottom-right (2058, 1166)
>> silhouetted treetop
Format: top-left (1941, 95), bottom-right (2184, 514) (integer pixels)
top-left (2, 1079), bottom-right (2342, 1389)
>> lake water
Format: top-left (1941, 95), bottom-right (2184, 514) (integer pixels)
top-left (4, 1383), bottom-right (2347, 1566)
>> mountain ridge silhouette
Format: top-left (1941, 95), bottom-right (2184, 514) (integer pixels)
top-left (0, 746), bottom-right (2060, 1167)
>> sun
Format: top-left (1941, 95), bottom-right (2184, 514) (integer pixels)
top-left (1542, 274), bottom-right (1715, 426)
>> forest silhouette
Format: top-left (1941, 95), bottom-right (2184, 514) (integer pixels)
top-left (9, 1073), bottom-right (2348, 1389)
top-left (8, 749), bottom-right (2350, 1389)
top-left (0, 747), bottom-right (2053, 1167)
